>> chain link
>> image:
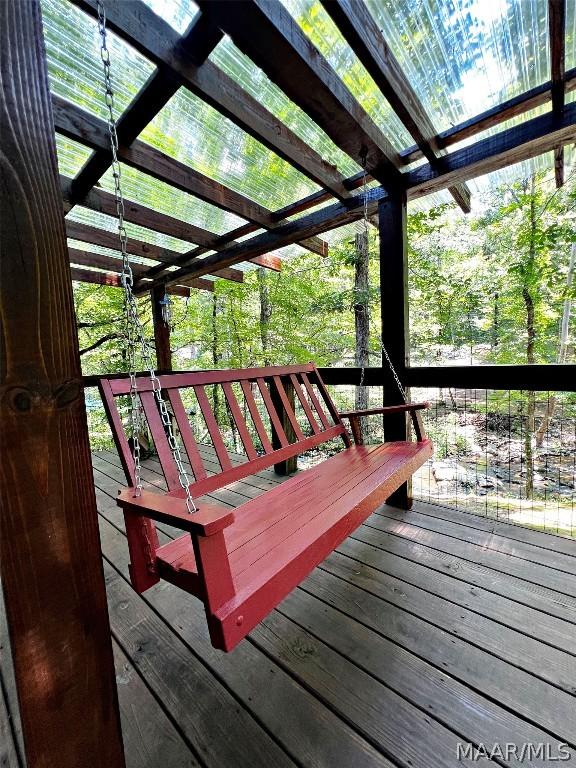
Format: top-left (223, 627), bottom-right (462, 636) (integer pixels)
top-left (358, 155), bottom-right (407, 404)
top-left (97, 0), bottom-right (197, 513)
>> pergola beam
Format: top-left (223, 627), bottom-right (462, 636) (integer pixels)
top-left (53, 96), bottom-right (328, 257)
top-left (68, 245), bottom-right (243, 284)
top-left (158, 101), bottom-right (576, 286)
top-left (197, 0), bottom-right (403, 190)
top-left (401, 67), bottom-right (576, 165)
top-left (66, 221), bottom-right (244, 283)
top-left (70, 266), bottom-right (209, 294)
top-left (61, 176), bottom-right (279, 273)
top-left (549, 0), bottom-right (566, 188)
top-left (71, 0), bottom-right (351, 201)
top-left (70, 11), bottom-right (223, 201)
top-left (320, 0), bottom-right (471, 213)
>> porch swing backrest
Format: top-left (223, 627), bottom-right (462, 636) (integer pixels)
top-left (98, 363), bottom-right (350, 498)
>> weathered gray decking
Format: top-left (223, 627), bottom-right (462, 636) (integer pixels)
top-left (2, 445), bottom-right (576, 768)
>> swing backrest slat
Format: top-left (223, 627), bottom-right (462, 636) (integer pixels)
top-left (98, 364), bottom-right (350, 498)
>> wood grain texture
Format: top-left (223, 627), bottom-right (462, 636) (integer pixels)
top-left (0, 2), bottom-right (125, 766)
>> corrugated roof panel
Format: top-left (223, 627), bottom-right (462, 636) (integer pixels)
top-left (210, 37), bottom-right (361, 178)
top-left (139, 88), bottom-right (322, 210)
top-left (42, 0), bottom-right (154, 121)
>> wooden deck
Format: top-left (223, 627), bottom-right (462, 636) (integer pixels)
top-left (2, 445), bottom-right (576, 767)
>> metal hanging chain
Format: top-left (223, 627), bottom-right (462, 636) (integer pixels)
top-left (96, 0), bottom-right (197, 512)
top-left (358, 155), bottom-right (407, 404)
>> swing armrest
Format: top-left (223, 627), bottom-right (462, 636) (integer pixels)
top-left (340, 403), bottom-right (429, 444)
top-left (117, 488), bottom-right (235, 536)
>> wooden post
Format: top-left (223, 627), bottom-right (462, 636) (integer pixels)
top-left (270, 378), bottom-right (297, 475)
top-left (151, 284), bottom-right (173, 371)
top-left (0, 3), bottom-right (125, 767)
top-left (378, 190), bottom-right (412, 509)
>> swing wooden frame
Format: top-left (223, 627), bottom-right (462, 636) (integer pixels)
top-left (99, 363), bottom-right (432, 651)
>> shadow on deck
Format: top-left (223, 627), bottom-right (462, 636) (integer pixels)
top-left (3, 444), bottom-right (576, 767)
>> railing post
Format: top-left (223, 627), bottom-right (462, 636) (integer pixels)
top-left (378, 189), bottom-right (412, 508)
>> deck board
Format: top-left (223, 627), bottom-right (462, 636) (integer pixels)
top-left (3, 446), bottom-right (576, 767)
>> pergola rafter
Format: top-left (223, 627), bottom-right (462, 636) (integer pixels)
top-left (319, 0), bottom-right (472, 213)
top-left (45, 0), bottom-right (573, 296)
top-left (156, 101), bottom-right (576, 287)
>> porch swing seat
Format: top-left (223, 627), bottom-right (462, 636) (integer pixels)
top-left (100, 364), bottom-right (432, 651)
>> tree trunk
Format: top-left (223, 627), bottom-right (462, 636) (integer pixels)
top-left (354, 232), bottom-right (370, 421)
top-left (492, 292), bottom-right (499, 349)
top-left (211, 293), bottom-right (223, 425)
top-left (523, 177), bottom-right (537, 499)
top-left (258, 266), bottom-right (272, 366)
top-left (535, 241), bottom-right (576, 447)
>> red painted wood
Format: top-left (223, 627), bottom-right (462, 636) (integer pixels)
top-left (300, 371), bottom-right (331, 429)
top-left (222, 382), bottom-right (258, 460)
top-left (310, 366), bottom-right (352, 447)
top-left (191, 532), bottom-right (235, 614)
top-left (339, 402), bottom-right (429, 417)
top-left (117, 488), bottom-right (235, 535)
top-left (257, 377), bottom-right (289, 447)
top-left (99, 362), bottom-right (433, 652)
top-left (289, 373), bottom-right (320, 434)
top-left (124, 508), bottom-right (161, 593)
top-left (193, 384), bottom-right (233, 471)
top-left (166, 389), bottom-right (208, 480)
top-left (139, 390), bottom-right (182, 491)
top-left (240, 379), bottom-right (274, 453)
top-left (272, 376), bottom-right (304, 440)
top-left (108, 363), bottom-right (316, 395)
top-left (98, 378), bottom-right (136, 486)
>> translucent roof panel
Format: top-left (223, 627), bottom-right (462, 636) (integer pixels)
top-left (41, 0), bottom-right (154, 122)
top-left (567, 0), bottom-right (576, 70)
top-left (55, 135), bottom-right (93, 178)
top-left (281, 0), bottom-right (413, 151)
top-left (140, 0), bottom-right (197, 34)
top-left (210, 37), bottom-right (361, 178)
top-left (98, 164), bottom-right (248, 236)
top-left (363, 0), bottom-right (551, 133)
top-left (66, 207), bottom-right (192, 253)
top-left (140, 88), bottom-right (321, 210)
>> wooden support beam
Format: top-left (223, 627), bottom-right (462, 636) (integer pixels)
top-left (0, 2), bottom-right (125, 766)
top-left (378, 191), bottom-right (411, 508)
top-left (66, 221), bottom-right (243, 283)
top-left (69, 246), bottom-right (147, 275)
top-left (406, 102), bottom-right (576, 198)
top-left (197, 0), bottom-right (403, 190)
top-left (549, 0), bottom-right (566, 187)
top-left (150, 285), bottom-right (173, 371)
top-left (401, 67), bottom-right (576, 165)
top-left (62, 175), bottom-right (219, 247)
top-left (320, 0), bottom-right (471, 212)
top-left (318, 365), bottom-right (576, 393)
top-left (70, 12), bottom-right (223, 201)
top-left (53, 96), bottom-right (327, 257)
top-left (70, 267), bottom-right (202, 295)
top-left (160, 187), bottom-right (388, 286)
top-left (71, 0), bottom-right (350, 201)
top-left (62, 176), bottom-right (278, 275)
top-left (157, 102), bottom-right (576, 285)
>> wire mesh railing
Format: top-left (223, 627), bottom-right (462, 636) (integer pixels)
top-left (326, 385), bottom-right (576, 537)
